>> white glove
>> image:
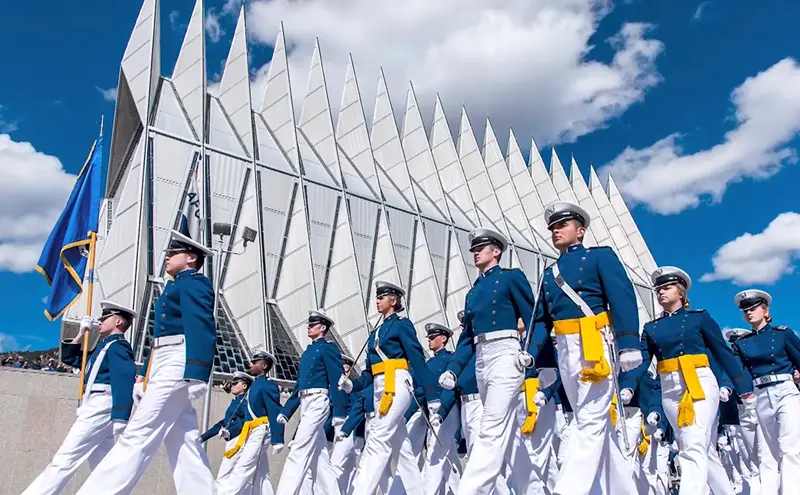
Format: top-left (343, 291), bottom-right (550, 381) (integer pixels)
top-left (653, 429), bottom-right (664, 441)
top-left (620, 388), bottom-right (634, 405)
top-left (430, 414), bottom-right (442, 428)
top-left (218, 427), bottom-right (230, 440)
top-left (670, 441), bottom-right (679, 453)
top-left (427, 400), bottom-right (441, 416)
top-left (618, 349), bottom-right (643, 372)
top-left (438, 371), bottom-right (456, 390)
top-left (646, 412), bottom-right (660, 427)
top-left (272, 444), bottom-right (284, 455)
top-left (332, 417), bottom-right (345, 428)
top-left (533, 391), bottom-right (547, 408)
top-left (112, 421), bottom-right (126, 440)
top-left (719, 387), bottom-right (731, 403)
top-left (186, 380), bottom-right (207, 401)
top-left (717, 435), bottom-right (729, 447)
top-left (79, 315), bottom-right (98, 334)
top-left (335, 430), bottom-right (349, 442)
top-left (338, 375), bottom-right (353, 394)
top-left (514, 352), bottom-right (534, 372)
top-left (276, 414), bottom-right (288, 424)
top-left (132, 381), bottom-right (145, 405)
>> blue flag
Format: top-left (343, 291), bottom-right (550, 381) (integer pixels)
top-left (36, 138), bottom-right (103, 321)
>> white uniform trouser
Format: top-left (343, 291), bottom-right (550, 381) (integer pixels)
top-left (460, 397), bottom-right (510, 495)
top-left (421, 407), bottom-right (462, 494)
top-left (615, 407), bottom-right (650, 494)
top-left (216, 436), bottom-right (239, 484)
top-left (387, 409), bottom-right (427, 495)
top-left (554, 408), bottom-right (574, 469)
top-left (755, 381), bottom-right (800, 495)
top-left (217, 423), bottom-right (272, 495)
top-left (76, 343), bottom-right (213, 495)
top-left (364, 415), bottom-right (392, 494)
top-left (22, 392), bottom-right (116, 495)
top-left (351, 370), bottom-right (419, 495)
top-left (458, 337), bottom-right (524, 495)
top-left (638, 436), bottom-right (670, 495)
top-left (508, 369), bottom-right (559, 495)
top-left (661, 366), bottom-right (724, 495)
top-left (329, 425), bottom-right (362, 494)
top-left (553, 332), bottom-right (636, 495)
top-left (276, 393), bottom-right (340, 495)
top-left (707, 415), bottom-right (735, 495)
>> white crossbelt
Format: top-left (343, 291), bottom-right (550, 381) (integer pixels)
top-left (299, 387), bottom-right (327, 398)
top-left (82, 338), bottom-right (123, 404)
top-left (753, 373), bottom-right (793, 387)
top-left (473, 330), bottom-right (519, 345)
top-left (153, 335), bottom-right (185, 348)
top-left (460, 393), bottom-right (481, 403)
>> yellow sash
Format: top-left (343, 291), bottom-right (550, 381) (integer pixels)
top-left (371, 359), bottom-right (409, 415)
top-left (637, 420), bottom-right (651, 456)
top-left (553, 312), bottom-right (611, 382)
top-left (520, 378), bottom-right (540, 435)
top-left (223, 416), bottom-right (269, 459)
top-left (657, 354), bottom-right (709, 427)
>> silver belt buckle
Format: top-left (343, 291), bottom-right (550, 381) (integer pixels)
top-left (475, 334), bottom-right (488, 344)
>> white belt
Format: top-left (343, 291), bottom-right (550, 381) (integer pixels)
top-left (299, 387), bottom-right (327, 398)
top-left (366, 412), bottom-right (376, 419)
top-left (473, 330), bottom-right (519, 345)
top-left (754, 373), bottom-right (793, 387)
top-left (89, 384), bottom-right (111, 393)
top-left (461, 393), bottom-right (481, 403)
top-left (153, 335), bottom-right (185, 348)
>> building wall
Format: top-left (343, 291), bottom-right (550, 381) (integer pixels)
top-left (0, 368), bottom-right (296, 494)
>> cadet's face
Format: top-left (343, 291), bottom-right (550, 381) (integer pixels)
top-left (376, 295), bottom-right (394, 314)
top-left (307, 322), bottom-right (325, 340)
top-left (550, 220), bottom-right (583, 249)
top-left (427, 334), bottom-right (446, 351)
top-left (743, 304), bottom-right (768, 325)
top-left (231, 381), bottom-right (246, 395)
top-left (248, 360), bottom-right (266, 375)
top-left (165, 251), bottom-right (191, 275)
top-left (98, 314), bottom-right (118, 336)
top-left (472, 244), bottom-right (500, 270)
top-left (656, 284), bottom-right (681, 307)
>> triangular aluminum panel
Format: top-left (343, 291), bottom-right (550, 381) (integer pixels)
top-left (209, 98), bottom-right (248, 156)
top-left (298, 40), bottom-right (343, 188)
top-left (171, 0), bottom-right (205, 141)
top-left (255, 114), bottom-right (297, 174)
top-left (344, 195), bottom-right (382, 306)
top-left (528, 138), bottom-right (560, 212)
top-left (457, 108), bottom-right (510, 238)
top-left (606, 175), bottom-right (658, 277)
top-left (366, 210), bottom-right (403, 324)
top-left (430, 97), bottom-right (478, 228)
top-left (513, 247), bottom-right (542, 289)
top-left (407, 221), bottom-right (446, 342)
top-left (402, 85), bottom-right (450, 222)
top-left (444, 229), bottom-right (471, 335)
top-left (335, 56), bottom-right (381, 201)
top-left (453, 228), bottom-right (478, 279)
top-left (549, 149), bottom-right (597, 246)
top-left (266, 304), bottom-right (302, 380)
top-left (259, 26), bottom-right (301, 172)
top-left (506, 130), bottom-right (558, 258)
top-left (370, 71), bottom-right (418, 210)
top-left (217, 6), bottom-right (253, 157)
top-left (120, 0), bottom-right (160, 125)
top-left (482, 120), bottom-right (539, 250)
top-left (305, 182), bottom-right (340, 303)
top-left (222, 167), bottom-right (268, 352)
top-left (274, 183), bottom-right (319, 345)
top-left (154, 81), bottom-right (195, 140)
top-left (208, 151), bottom-right (249, 232)
top-left (257, 169), bottom-right (298, 297)
top-left (384, 206), bottom-right (417, 291)
top-left (420, 218), bottom-right (450, 301)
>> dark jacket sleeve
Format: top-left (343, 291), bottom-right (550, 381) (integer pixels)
top-left (108, 343), bottom-right (136, 422)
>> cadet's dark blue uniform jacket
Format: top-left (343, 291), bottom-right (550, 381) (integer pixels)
top-left (526, 244), bottom-right (640, 359)
top-left (245, 375), bottom-right (285, 445)
top-left (341, 384), bottom-right (371, 438)
top-left (140, 268), bottom-right (216, 382)
top-left (733, 324), bottom-right (800, 381)
top-left (351, 313), bottom-right (438, 402)
top-left (406, 348), bottom-right (453, 420)
top-left (645, 376), bottom-right (674, 443)
top-left (201, 394), bottom-right (246, 441)
top-left (640, 308), bottom-right (753, 396)
top-left (62, 333), bottom-right (136, 422)
top-left (448, 266), bottom-right (535, 377)
top-left (281, 338), bottom-right (349, 419)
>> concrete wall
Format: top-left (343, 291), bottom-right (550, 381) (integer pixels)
top-left (0, 368), bottom-right (298, 494)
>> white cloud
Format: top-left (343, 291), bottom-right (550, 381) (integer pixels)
top-left (0, 333), bottom-right (20, 352)
top-left (701, 212), bottom-right (800, 285)
top-left (205, 9), bottom-right (224, 44)
top-left (169, 10), bottom-right (182, 31)
top-left (0, 134), bottom-right (77, 273)
top-left (244, 0), bottom-right (663, 146)
top-left (602, 58), bottom-right (800, 214)
top-left (0, 105), bottom-right (18, 133)
top-left (96, 86), bottom-right (118, 102)
top-left (693, 1), bottom-right (712, 21)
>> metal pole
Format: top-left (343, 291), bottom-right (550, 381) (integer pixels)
top-left (200, 239), bottom-right (224, 450)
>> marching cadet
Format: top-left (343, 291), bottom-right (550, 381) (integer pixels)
top-left (639, 374), bottom-right (672, 495)
top-left (218, 350), bottom-right (286, 495)
top-left (77, 229), bottom-right (217, 494)
top-left (731, 289), bottom-right (800, 495)
top-left (338, 280), bottom-right (440, 495)
top-left (638, 266), bottom-right (754, 495)
top-left (23, 301), bottom-right (136, 495)
top-left (330, 355), bottom-right (364, 494)
top-left (421, 322), bottom-right (461, 494)
top-left (524, 202), bottom-right (641, 495)
top-left (275, 310), bottom-right (347, 495)
top-left (438, 227), bottom-right (536, 495)
top-left (200, 371), bottom-right (252, 485)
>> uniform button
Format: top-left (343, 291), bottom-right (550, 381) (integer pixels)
top-left (579, 268), bottom-right (583, 272)
top-left (586, 249), bottom-right (590, 253)
top-left (161, 303), bottom-right (166, 308)
top-left (581, 257), bottom-right (586, 261)
top-left (493, 290), bottom-right (497, 294)
top-left (492, 300), bottom-right (496, 304)
top-left (160, 326), bottom-right (165, 330)
top-left (679, 351), bottom-right (684, 356)
top-left (577, 280), bottom-right (582, 285)
top-left (546, 292), bottom-right (550, 296)
top-left (492, 311), bottom-right (496, 315)
top-left (492, 321), bottom-right (496, 325)
top-left (495, 281), bottom-right (499, 284)
top-left (161, 313), bottom-right (166, 318)
top-left (578, 291), bottom-right (583, 296)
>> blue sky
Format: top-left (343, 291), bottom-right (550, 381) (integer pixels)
top-left (1, 0), bottom-right (798, 352)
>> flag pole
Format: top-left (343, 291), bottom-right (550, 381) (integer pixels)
top-left (77, 231), bottom-right (98, 400)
